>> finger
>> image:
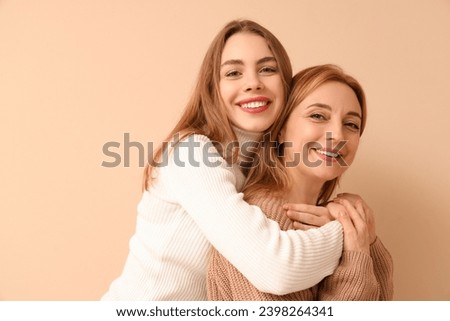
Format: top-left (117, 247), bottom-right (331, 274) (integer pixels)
top-left (292, 221), bottom-right (317, 230)
top-left (360, 200), bottom-right (373, 220)
top-left (364, 205), bottom-right (374, 226)
top-left (332, 197), bottom-right (341, 204)
top-left (326, 202), bottom-right (345, 220)
top-left (337, 192), bottom-right (359, 198)
top-left (283, 203), bottom-right (328, 217)
top-left (359, 202), bottom-right (376, 243)
top-left (338, 199), bottom-right (366, 231)
top-left (286, 210), bottom-right (326, 226)
top-left (335, 193), bottom-right (362, 207)
top-left (336, 210), bottom-right (356, 234)
top-left (336, 193), bottom-right (353, 198)
top-left (355, 200), bottom-right (366, 221)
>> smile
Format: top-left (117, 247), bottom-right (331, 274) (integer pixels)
top-left (237, 97), bottom-right (271, 113)
top-left (312, 148), bottom-right (344, 163)
top-left (240, 101), bottom-right (269, 109)
top-left (315, 149), bottom-right (340, 158)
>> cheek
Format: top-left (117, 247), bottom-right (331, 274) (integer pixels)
top-left (265, 76), bottom-right (284, 98)
top-left (274, 80), bottom-right (285, 101)
top-left (345, 137), bottom-right (360, 162)
top-left (300, 125), bottom-right (323, 142)
top-left (283, 122), bottom-right (319, 145)
top-left (219, 82), bottom-right (233, 103)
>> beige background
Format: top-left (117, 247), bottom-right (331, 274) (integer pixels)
top-left (1, 0), bottom-right (449, 300)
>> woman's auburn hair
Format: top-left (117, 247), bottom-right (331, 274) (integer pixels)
top-left (243, 64), bottom-right (367, 205)
top-left (142, 19), bottom-right (292, 190)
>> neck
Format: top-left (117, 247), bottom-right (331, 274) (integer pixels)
top-left (232, 125), bottom-right (262, 144)
top-left (231, 125), bottom-right (262, 174)
top-left (284, 166), bottom-right (326, 205)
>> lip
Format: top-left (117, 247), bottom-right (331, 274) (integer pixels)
top-left (237, 96), bottom-right (270, 105)
top-left (312, 148), bottom-right (344, 163)
top-left (236, 96), bottom-right (271, 114)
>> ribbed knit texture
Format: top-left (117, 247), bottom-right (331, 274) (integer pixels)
top-left (102, 130), bottom-right (344, 300)
top-left (207, 194), bottom-right (394, 301)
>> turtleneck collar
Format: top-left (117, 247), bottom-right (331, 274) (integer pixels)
top-left (231, 125), bottom-right (262, 145)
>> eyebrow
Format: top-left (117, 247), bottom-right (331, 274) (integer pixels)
top-left (306, 103), bottom-right (362, 118)
top-left (220, 56), bottom-right (276, 68)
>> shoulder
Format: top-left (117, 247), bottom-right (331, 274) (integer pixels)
top-left (159, 133), bottom-right (223, 162)
top-left (245, 189), bottom-right (285, 210)
top-left (245, 191), bottom-right (289, 225)
top-left (167, 133), bottom-right (222, 155)
top-left (154, 133), bottom-right (238, 185)
top-left (165, 133), bottom-right (215, 146)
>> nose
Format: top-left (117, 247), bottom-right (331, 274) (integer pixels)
top-left (326, 121), bottom-right (345, 143)
top-left (243, 72), bottom-right (264, 92)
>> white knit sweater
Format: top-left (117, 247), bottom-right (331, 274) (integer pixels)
top-left (102, 129), bottom-right (343, 300)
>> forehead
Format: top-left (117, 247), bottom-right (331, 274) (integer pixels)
top-left (300, 81), bottom-right (361, 114)
top-left (221, 32), bottom-right (272, 61)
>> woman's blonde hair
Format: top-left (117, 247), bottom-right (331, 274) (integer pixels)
top-left (243, 64), bottom-right (367, 205)
top-left (143, 19), bottom-right (292, 189)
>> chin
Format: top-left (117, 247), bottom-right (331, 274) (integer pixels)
top-left (242, 124), bottom-right (270, 133)
top-left (315, 170), bottom-right (342, 183)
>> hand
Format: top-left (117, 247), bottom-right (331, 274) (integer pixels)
top-left (283, 203), bottom-right (334, 230)
top-left (326, 201), bottom-right (347, 220)
top-left (334, 193), bottom-right (376, 244)
top-left (334, 199), bottom-right (371, 254)
top-left (334, 193), bottom-right (365, 206)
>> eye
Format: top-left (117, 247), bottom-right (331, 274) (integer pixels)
top-left (224, 70), bottom-right (242, 78)
top-left (310, 113), bottom-right (326, 121)
top-left (345, 122), bottom-right (360, 131)
top-left (259, 65), bottom-right (278, 74)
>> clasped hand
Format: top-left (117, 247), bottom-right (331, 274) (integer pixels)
top-left (283, 193), bottom-right (376, 254)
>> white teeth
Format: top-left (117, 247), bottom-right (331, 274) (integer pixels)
top-left (316, 149), bottom-right (339, 158)
top-left (240, 101), bottom-right (268, 109)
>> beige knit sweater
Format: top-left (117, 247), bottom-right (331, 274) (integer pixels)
top-left (207, 194), bottom-right (394, 301)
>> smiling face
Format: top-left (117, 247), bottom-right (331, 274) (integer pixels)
top-left (219, 32), bottom-right (285, 133)
top-left (281, 81), bottom-right (362, 183)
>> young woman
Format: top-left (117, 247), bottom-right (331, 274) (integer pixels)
top-left (101, 20), bottom-right (345, 301)
top-left (207, 64), bottom-right (394, 300)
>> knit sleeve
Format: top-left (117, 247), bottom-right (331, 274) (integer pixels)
top-left (317, 251), bottom-right (380, 300)
top-left (370, 237), bottom-right (394, 300)
top-left (162, 134), bottom-right (343, 295)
